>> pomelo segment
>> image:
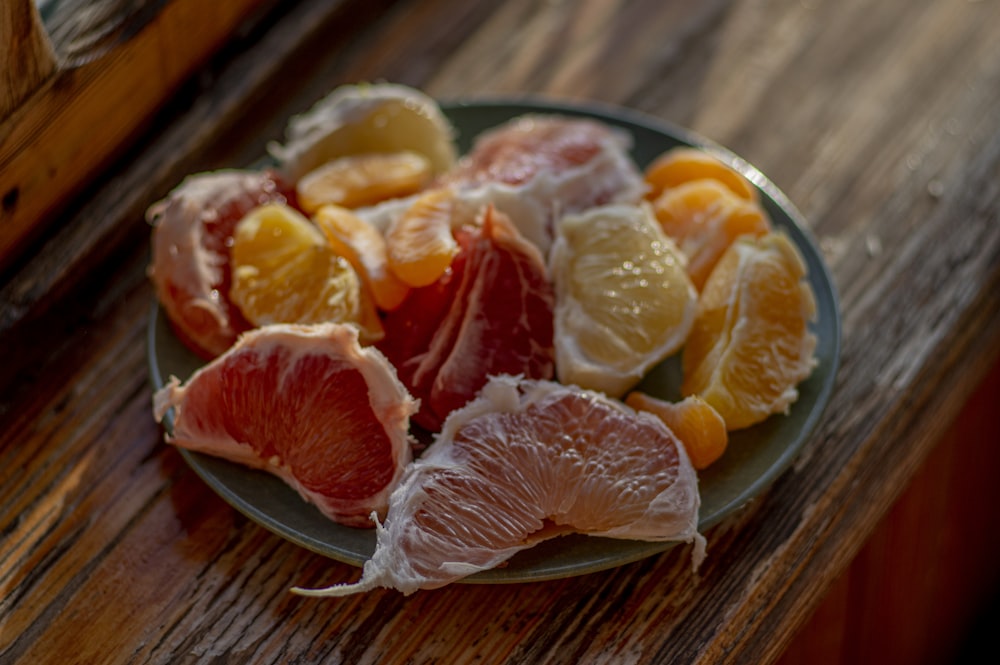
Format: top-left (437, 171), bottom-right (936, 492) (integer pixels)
top-left (294, 375), bottom-right (704, 596)
top-left (153, 323), bottom-right (417, 528)
top-left (268, 82), bottom-right (458, 182)
top-left (148, 169), bottom-right (293, 359)
top-left (435, 114), bottom-right (648, 255)
top-left (550, 203), bottom-right (697, 397)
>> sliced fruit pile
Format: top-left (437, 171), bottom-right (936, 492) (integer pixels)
top-left (149, 82), bottom-right (819, 595)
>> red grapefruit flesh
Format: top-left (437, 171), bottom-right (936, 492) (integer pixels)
top-left (434, 115), bottom-right (647, 254)
top-left (148, 169), bottom-right (294, 359)
top-left (378, 206), bottom-right (556, 431)
top-left (294, 375), bottom-right (704, 595)
top-left (153, 323), bottom-right (417, 528)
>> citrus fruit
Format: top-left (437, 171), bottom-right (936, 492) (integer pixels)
top-left (229, 203), bottom-right (383, 342)
top-left (682, 231), bottom-right (818, 430)
top-left (269, 82), bottom-right (457, 182)
top-left (378, 206), bottom-right (555, 432)
top-left (437, 114), bottom-right (647, 254)
top-left (651, 178), bottom-right (771, 290)
top-left (148, 169), bottom-right (293, 358)
top-left (625, 392), bottom-right (728, 470)
top-left (293, 376), bottom-right (703, 595)
top-left (644, 147), bottom-right (758, 203)
top-left (312, 204), bottom-right (410, 311)
top-left (384, 188), bottom-right (461, 288)
top-left (549, 203), bottom-right (697, 397)
top-left (295, 151), bottom-right (432, 213)
top-left (152, 323), bottom-right (417, 527)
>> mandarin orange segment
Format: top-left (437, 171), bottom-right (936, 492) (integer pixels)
top-left (385, 188), bottom-right (460, 287)
top-left (295, 151), bottom-right (433, 213)
top-left (229, 203), bottom-right (383, 342)
top-left (644, 147), bottom-right (758, 203)
top-left (652, 179), bottom-right (771, 290)
top-left (681, 231), bottom-right (817, 430)
top-left (312, 204), bottom-right (411, 311)
top-left (625, 392), bottom-right (728, 469)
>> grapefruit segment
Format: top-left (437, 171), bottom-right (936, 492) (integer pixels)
top-left (269, 82), bottom-right (458, 182)
top-left (436, 115), bottom-right (647, 255)
top-left (294, 375), bottom-right (704, 596)
top-left (148, 169), bottom-right (293, 358)
top-left (153, 323), bottom-right (417, 528)
top-left (378, 206), bottom-right (556, 431)
top-left (549, 203), bottom-right (697, 397)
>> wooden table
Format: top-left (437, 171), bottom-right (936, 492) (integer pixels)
top-left (3, 0), bottom-right (1000, 662)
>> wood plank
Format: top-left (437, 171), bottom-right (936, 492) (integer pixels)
top-left (0, 0), bottom-right (369, 335)
top-left (0, 0), bottom-right (272, 272)
top-left (2, 0), bottom-right (1000, 662)
top-left (778, 360), bottom-right (1000, 665)
top-left (0, 0), bottom-right (57, 119)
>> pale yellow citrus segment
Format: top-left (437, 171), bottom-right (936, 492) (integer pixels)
top-left (644, 147), bottom-right (758, 203)
top-left (269, 83), bottom-right (458, 181)
top-left (682, 230), bottom-right (817, 430)
top-left (229, 203), bottom-right (383, 342)
top-left (385, 188), bottom-right (460, 287)
top-left (550, 203), bottom-right (697, 397)
top-left (312, 204), bottom-right (411, 311)
top-left (296, 151), bottom-right (433, 213)
top-left (625, 392), bottom-right (728, 470)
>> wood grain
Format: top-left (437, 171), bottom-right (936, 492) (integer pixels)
top-left (0, 0), bottom-right (57, 119)
top-left (0, 0), bottom-right (273, 272)
top-left (2, 0), bottom-right (1000, 663)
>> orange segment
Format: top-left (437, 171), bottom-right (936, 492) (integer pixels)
top-left (682, 231), bottom-right (818, 430)
top-left (312, 204), bottom-right (411, 311)
top-left (644, 147), bottom-right (758, 203)
top-left (295, 151), bottom-right (433, 213)
top-left (625, 392), bottom-right (728, 469)
top-left (229, 203), bottom-right (383, 342)
top-left (385, 188), bottom-right (460, 287)
top-left (652, 179), bottom-right (771, 290)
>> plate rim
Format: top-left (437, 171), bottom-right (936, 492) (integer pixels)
top-left (147, 97), bottom-right (842, 583)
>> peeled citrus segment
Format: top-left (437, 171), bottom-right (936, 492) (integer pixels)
top-left (436, 114), bottom-right (647, 255)
top-left (229, 203), bottom-right (383, 342)
top-left (549, 203), bottom-right (697, 397)
top-left (652, 179), bottom-right (771, 290)
top-left (312, 204), bottom-right (410, 311)
top-left (293, 376), bottom-right (703, 596)
top-left (148, 169), bottom-right (293, 358)
top-left (296, 151), bottom-right (433, 214)
top-left (152, 323), bottom-right (417, 528)
top-left (644, 147), bottom-right (758, 203)
top-left (385, 188), bottom-right (460, 287)
top-left (378, 206), bottom-right (556, 432)
top-left (269, 82), bottom-right (457, 182)
top-left (682, 231), bottom-right (818, 430)
top-left (625, 392), bottom-right (728, 470)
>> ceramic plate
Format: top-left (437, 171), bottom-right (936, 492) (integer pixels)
top-left (148, 99), bottom-right (841, 583)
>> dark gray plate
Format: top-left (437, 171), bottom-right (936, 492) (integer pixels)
top-left (148, 98), bottom-right (841, 583)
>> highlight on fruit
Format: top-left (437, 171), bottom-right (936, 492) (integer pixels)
top-left (148, 81), bottom-right (820, 594)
